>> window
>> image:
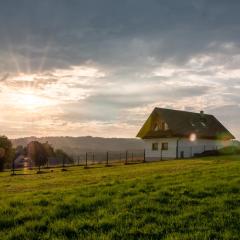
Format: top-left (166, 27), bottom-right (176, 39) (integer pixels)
top-left (161, 122), bottom-right (169, 130)
top-left (164, 122), bottom-right (169, 130)
top-left (152, 143), bottom-right (158, 151)
top-left (161, 142), bottom-right (168, 150)
top-left (154, 124), bottom-right (160, 131)
top-left (200, 121), bottom-right (206, 127)
top-left (153, 121), bottom-right (169, 132)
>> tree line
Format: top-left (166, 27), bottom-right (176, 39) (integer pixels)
top-left (0, 135), bottom-right (73, 172)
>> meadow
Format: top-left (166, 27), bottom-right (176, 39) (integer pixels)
top-left (0, 155), bottom-right (240, 240)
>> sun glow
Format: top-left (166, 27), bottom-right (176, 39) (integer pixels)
top-left (16, 93), bottom-right (52, 110)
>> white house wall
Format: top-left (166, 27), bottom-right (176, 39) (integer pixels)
top-left (144, 138), bottom-right (231, 160)
top-left (144, 138), bottom-right (177, 160)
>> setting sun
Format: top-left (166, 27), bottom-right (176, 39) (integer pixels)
top-left (12, 93), bottom-right (52, 110)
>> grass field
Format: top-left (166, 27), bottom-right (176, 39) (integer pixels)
top-left (0, 155), bottom-right (240, 240)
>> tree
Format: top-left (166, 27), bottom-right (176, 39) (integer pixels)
top-left (55, 149), bottom-right (74, 168)
top-left (11, 145), bottom-right (26, 174)
top-left (27, 141), bottom-right (48, 172)
top-left (15, 145), bottom-right (25, 157)
top-left (0, 136), bottom-right (12, 171)
top-left (42, 142), bottom-right (55, 167)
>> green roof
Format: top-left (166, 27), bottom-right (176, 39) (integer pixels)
top-left (137, 108), bottom-right (235, 140)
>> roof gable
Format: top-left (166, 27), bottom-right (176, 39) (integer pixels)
top-left (137, 108), bottom-right (235, 140)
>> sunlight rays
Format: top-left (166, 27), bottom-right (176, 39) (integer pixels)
top-left (3, 41), bottom-right (55, 111)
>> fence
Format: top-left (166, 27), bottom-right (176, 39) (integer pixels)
top-left (9, 144), bottom-right (222, 175)
top-left (70, 149), bottom-right (145, 167)
top-left (10, 149), bottom-right (146, 175)
top-left (177, 144), bottom-right (219, 159)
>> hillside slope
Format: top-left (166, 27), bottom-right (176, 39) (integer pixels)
top-left (0, 155), bottom-right (240, 239)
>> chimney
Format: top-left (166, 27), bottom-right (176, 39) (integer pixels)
top-left (200, 110), bottom-right (204, 116)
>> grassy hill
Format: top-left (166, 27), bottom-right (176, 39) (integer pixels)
top-left (0, 155), bottom-right (240, 239)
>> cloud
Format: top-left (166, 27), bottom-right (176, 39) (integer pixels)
top-left (0, 0), bottom-right (240, 71)
top-left (0, 0), bottom-right (239, 138)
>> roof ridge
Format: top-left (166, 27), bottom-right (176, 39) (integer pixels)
top-left (154, 107), bottom-right (213, 116)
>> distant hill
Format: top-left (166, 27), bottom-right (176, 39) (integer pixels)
top-left (11, 136), bottom-right (145, 155)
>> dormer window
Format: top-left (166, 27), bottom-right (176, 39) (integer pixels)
top-left (200, 121), bottom-right (206, 127)
top-left (163, 122), bottom-right (169, 130)
top-left (154, 124), bottom-right (160, 131)
top-left (153, 121), bottom-right (169, 131)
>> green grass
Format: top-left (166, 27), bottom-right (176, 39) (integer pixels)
top-left (0, 155), bottom-right (240, 240)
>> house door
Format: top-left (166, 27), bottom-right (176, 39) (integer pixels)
top-left (180, 151), bottom-right (184, 159)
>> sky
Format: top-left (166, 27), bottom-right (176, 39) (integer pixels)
top-left (0, 0), bottom-right (239, 139)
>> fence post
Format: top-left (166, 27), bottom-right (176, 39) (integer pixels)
top-left (176, 139), bottom-right (179, 159)
top-left (125, 150), bottom-right (128, 165)
top-left (190, 146), bottom-right (193, 158)
top-left (78, 155), bottom-right (80, 166)
top-left (84, 152), bottom-right (88, 168)
top-left (11, 158), bottom-right (15, 176)
top-left (143, 149), bottom-right (146, 162)
top-left (72, 155), bottom-right (74, 166)
top-left (61, 155), bottom-right (67, 171)
top-left (161, 149), bottom-right (163, 160)
top-left (106, 151), bottom-right (109, 166)
top-left (62, 156), bottom-right (65, 168)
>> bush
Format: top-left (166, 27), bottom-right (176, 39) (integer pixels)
top-left (194, 150), bottom-right (219, 158)
top-left (218, 146), bottom-right (240, 155)
top-left (195, 146), bottom-right (240, 158)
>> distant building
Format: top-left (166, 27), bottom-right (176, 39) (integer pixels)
top-left (137, 108), bottom-right (235, 160)
top-left (14, 155), bottom-right (34, 169)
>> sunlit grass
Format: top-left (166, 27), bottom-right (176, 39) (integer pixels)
top-left (0, 155), bottom-right (240, 239)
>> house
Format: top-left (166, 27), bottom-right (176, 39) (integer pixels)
top-left (14, 155), bottom-right (34, 169)
top-left (137, 108), bottom-right (235, 160)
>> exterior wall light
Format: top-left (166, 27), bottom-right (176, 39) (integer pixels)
top-left (190, 133), bottom-right (197, 142)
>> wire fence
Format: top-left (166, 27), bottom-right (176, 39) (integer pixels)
top-left (9, 144), bottom-right (222, 175)
top-left (74, 150), bottom-right (145, 167)
top-left (10, 149), bottom-right (146, 175)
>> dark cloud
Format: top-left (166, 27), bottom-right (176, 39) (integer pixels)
top-left (1, 0), bottom-right (240, 71)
